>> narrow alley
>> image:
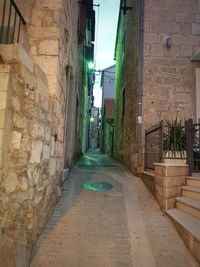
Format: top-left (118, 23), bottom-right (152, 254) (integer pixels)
top-left (30, 150), bottom-right (198, 267)
top-left (1, 0), bottom-right (200, 266)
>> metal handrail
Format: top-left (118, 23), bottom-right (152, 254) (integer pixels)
top-left (0, 0), bottom-right (26, 44)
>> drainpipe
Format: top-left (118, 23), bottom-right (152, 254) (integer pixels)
top-left (137, 0), bottom-right (145, 170)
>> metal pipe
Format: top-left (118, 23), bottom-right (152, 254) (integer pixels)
top-left (10, 0), bottom-right (26, 25)
top-left (12, 9), bottom-right (17, 43)
top-left (17, 18), bottom-right (21, 43)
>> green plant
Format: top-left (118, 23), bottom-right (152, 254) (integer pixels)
top-left (163, 117), bottom-right (186, 158)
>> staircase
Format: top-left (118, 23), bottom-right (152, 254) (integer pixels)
top-left (166, 176), bottom-right (200, 263)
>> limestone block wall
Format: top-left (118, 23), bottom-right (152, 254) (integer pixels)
top-left (154, 163), bottom-right (188, 211)
top-left (143, 0), bottom-right (200, 129)
top-left (0, 44), bottom-right (64, 266)
top-left (0, 0), bottom-right (83, 264)
top-left (28, 0), bottom-right (81, 167)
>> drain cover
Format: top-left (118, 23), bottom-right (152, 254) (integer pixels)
top-left (83, 182), bottom-right (113, 192)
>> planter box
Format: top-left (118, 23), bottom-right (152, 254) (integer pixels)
top-left (164, 151), bottom-right (186, 165)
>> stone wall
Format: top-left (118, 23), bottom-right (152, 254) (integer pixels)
top-left (114, 0), bottom-right (140, 172)
top-left (142, 0), bottom-right (200, 165)
top-left (0, 0), bottom-right (83, 265)
top-left (154, 163), bottom-right (188, 211)
top-left (0, 65), bottom-right (12, 169)
top-left (102, 119), bottom-right (114, 156)
top-left (0, 45), bottom-right (61, 266)
top-left (28, 0), bottom-right (82, 167)
top-left (114, 0), bottom-right (200, 173)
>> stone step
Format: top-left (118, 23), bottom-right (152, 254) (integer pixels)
top-left (176, 197), bottom-right (200, 219)
top-left (140, 171), bottom-right (155, 195)
top-left (187, 177), bottom-right (200, 187)
top-left (181, 186), bottom-right (200, 200)
top-left (166, 208), bottom-right (200, 264)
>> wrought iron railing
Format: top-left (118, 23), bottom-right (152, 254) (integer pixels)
top-left (145, 119), bottom-right (200, 175)
top-left (186, 119), bottom-right (200, 175)
top-left (145, 120), bottom-right (187, 169)
top-left (0, 0), bottom-right (26, 44)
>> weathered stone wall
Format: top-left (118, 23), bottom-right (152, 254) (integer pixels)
top-left (0, 65), bottom-right (12, 169)
top-left (0, 0), bottom-right (83, 265)
top-left (154, 163), bottom-right (188, 211)
top-left (114, 0), bottom-right (200, 173)
top-left (142, 0), bottom-right (200, 139)
top-left (0, 44), bottom-right (60, 267)
top-left (28, 0), bottom-right (81, 167)
top-left (114, 0), bottom-right (140, 172)
top-left (102, 119), bottom-right (114, 156)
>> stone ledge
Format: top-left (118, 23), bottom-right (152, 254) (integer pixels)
top-left (154, 163), bottom-right (188, 211)
top-left (0, 44), bottom-right (34, 73)
top-left (154, 163), bottom-right (189, 177)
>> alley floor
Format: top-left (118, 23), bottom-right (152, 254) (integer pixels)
top-left (30, 150), bottom-right (198, 267)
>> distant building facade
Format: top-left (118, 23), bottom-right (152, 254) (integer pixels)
top-left (89, 106), bottom-right (100, 149)
top-left (114, 0), bottom-right (200, 173)
top-left (101, 65), bottom-right (116, 105)
top-left (102, 99), bottom-right (115, 156)
top-left (100, 65), bottom-right (116, 155)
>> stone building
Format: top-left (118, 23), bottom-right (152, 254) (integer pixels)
top-left (101, 65), bottom-right (116, 106)
top-left (100, 65), bottom-right (116, 155)
top-left (0, 0), bottom-right (95, 266)
top-left (114, 0), bottom-right (200, 173)
top-left (89, 106), bottom-right (100, 149)
top-left (101, 99), bottom-right (115, 156)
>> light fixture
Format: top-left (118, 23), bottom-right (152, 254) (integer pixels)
top-left (88, 62), bottom-right (95, 70)
top-left (90, 117), bottom-right (94, 123)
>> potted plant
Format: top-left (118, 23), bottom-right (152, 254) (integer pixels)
top-left (163, 117), bottom-right (186, 164)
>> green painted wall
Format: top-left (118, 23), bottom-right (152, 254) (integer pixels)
top-left (114, 0), bottom-right (140, 171)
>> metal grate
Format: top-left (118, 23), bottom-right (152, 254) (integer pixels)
top-left (83, 182), bottom-right (113, 192)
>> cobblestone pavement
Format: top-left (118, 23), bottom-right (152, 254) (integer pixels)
top-left (30, 150), bottom-right (198, 267)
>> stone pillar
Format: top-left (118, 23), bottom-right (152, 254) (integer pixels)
top-left (154, 163), bottom-right (189, 211)
top-left (0, 65), bottom-right (11, 169)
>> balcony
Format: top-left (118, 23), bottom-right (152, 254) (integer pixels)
top-left (0, 0), bottom-right (26, 44)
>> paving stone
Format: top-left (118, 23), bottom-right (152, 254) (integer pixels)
top-left (30, 150), bottom-right (198, 267)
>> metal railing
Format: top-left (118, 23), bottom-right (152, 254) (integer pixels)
top-left (0, 0), bottom-right (26, 44)
top-left (186, 119), bottom-right (200, 175)
top-left (145, 120), bottom-right (187, 170)
top-left (145, 119), bottom-right (200, 175)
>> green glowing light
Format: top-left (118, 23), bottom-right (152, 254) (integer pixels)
top-left (90, 117), bottom-right (94, 123)
top-left (83, 182), bottom-right (113, 192)
top-left (88, 62), bottom-right (94, 70)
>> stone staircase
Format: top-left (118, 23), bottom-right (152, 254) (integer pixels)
top-left (166, 176), bottom-right (200, 263)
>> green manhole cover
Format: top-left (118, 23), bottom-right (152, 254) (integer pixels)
top-left (83, 182), bottom-right (113, 192)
